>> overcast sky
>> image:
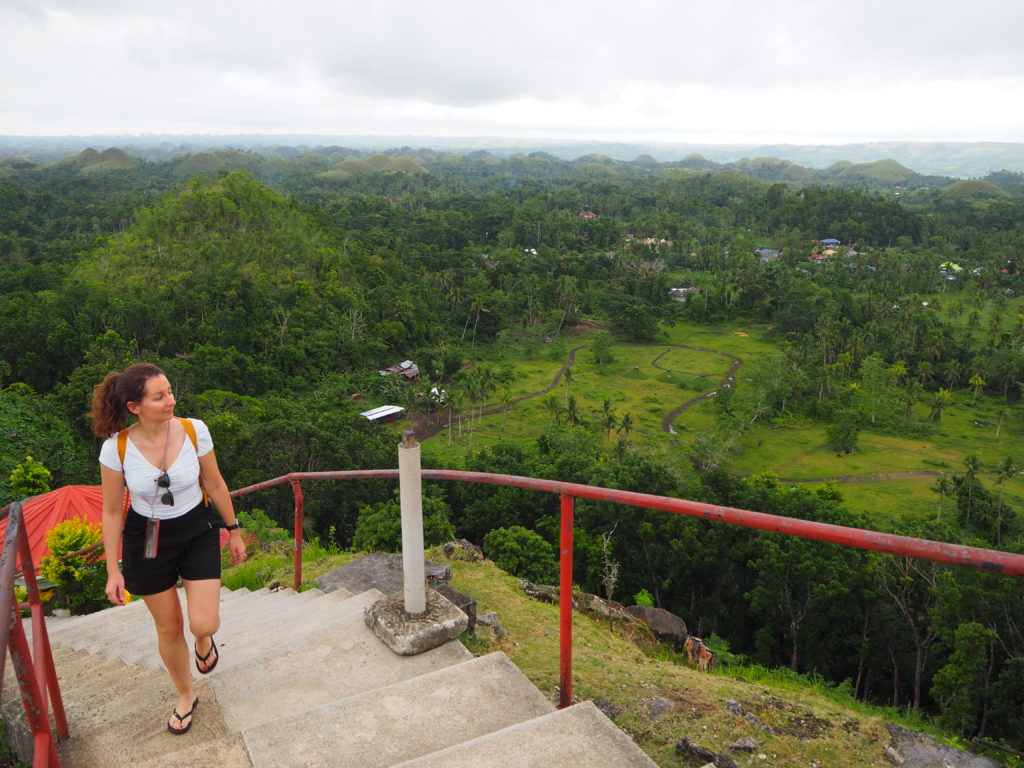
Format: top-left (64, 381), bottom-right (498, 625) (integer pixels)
top-left (3, 0), bottom-right (1023, 145)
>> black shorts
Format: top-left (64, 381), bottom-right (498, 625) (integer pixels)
top-left (122, 501), bottom-right (221, 596)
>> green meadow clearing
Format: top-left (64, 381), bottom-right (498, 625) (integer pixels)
top-left (407, 320), bottom-right (1024, 528)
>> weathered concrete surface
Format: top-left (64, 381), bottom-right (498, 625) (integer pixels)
top-left (7, 580), bottom-right (659, 768)
top-left (243, 652), bottom-right (552, 768)
top-left (314, 551), bottom-right (451, 595)
top-left (365, 589), bottom-right (469, 656)
top-left (212, 593), bottom-right (472, 732)
top-left (390, 701), bottom-right (660, 768)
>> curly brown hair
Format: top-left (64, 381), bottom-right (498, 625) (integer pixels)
top-left (89, 363), bottom-right (164, 437)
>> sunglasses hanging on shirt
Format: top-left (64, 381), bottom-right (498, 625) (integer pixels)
top-left (144, 422), bottom-right (174, 559)
top-left (157, 471), bottom-right (174, 506)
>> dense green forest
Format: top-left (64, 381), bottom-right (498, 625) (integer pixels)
top-left (1, 147), bottom-right (1023, 754)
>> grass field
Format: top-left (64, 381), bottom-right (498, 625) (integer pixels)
top-left (396, 319), bottom-right (1024, 529)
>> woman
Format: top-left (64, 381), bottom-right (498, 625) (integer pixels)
top-left (91, 363), bottom-right (246, 735)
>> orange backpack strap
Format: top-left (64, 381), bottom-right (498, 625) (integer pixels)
top-left (178, 417), bottom-right (209, 506)
top-left (117, 429), bottom-right (131, 519)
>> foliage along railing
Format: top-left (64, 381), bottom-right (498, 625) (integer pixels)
top-left (230, 469), bottom-right (1024, 709)
top-left (0, 501), bottom-right (68, 768)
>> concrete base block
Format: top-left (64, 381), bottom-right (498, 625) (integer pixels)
top-left (365, 589), bottom-right (468, 656)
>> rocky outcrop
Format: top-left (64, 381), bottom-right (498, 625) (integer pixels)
top-left (625, 605), bottom-right (688, 650)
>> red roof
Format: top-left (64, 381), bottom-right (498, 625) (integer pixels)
top-left (0, 485), bottom-right (106, 566)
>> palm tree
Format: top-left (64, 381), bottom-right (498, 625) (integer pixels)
top-left (616, 412), bottom-right (636, 440)
top-left (995, 405), bottom-right (1009, 439)
top-left (969, 374), bottom-right (986, 405)
top-left (594, 399), bottom-right (618, 442)
top-left (961, 453), bottom-right (983, 523)
top-left (902, 379), bottom-right (921, 423)
top-left (994, 455), bottom-right (1017, 546)
top-left (929, 388), bottom-right (952, 423)
top-left (562, 365), bottom-right (575, 405)
top-left (474, 363), bottom-right (498, 425)
top-left (889, 360), bottom-right (908, 386)
top-left (944, 359), bottom-right (962, 390)
top-left (930, 475), bottom-right (954, 521)
top-left (558, 394), bottom-right (583, 426)
top-left (498, 385), bottom-right (516, 432)
top-left (541, 395), bottom-right (562, 422)
top-left (445, 387), bottom-right (464, 446)
top-left (554, 275), bottom-right (579, 337)
top-left (463, 374), bottom-right (484, 447)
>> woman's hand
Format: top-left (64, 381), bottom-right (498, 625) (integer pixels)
top-left (228, 530), bottom-right (247, 565)
top-left (105, 571), bottom-right (126, 606)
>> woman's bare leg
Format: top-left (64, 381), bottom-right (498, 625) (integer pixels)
top-left (184, 578), bottom-right (222, 671)
top-left (142, 588), bottom-right (196, 727)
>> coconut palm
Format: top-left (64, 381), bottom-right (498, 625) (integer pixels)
top-left (994, 455), bottom-right (1017, 546)
top-left (562, 365), bottom-right (575, 405)
top-left (930, 475), bottom-right (954, 521)
top-left (929, 388), bottom-right (952, 423)
top-left (961, 453), bottom-right (983, 523)
top-left (541, 395), bottom-right (562, 422)
top-left (445, 387), bottom-right (464, 446)
top-left (498, 385), bottom-right (516, 432)
top-left (594, 399), bottom-right (618, 442)
top-left (558, 394), bottom-right (583, 426)
top-left (616, 412), bottom-right (636, 440)
top-left (969, 373), bottom-right (986, 405)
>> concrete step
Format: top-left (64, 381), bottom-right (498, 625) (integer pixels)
top-left (128, 588), bottom-right (377, 671)
top-left (54, 675), bottom-right (248, 768)
top-left (9, 582), bottom-right (658, 768)
top-left (391, 701), bottom-right (660, 768)
top-left (67, 587), bottom-right (287, 658)
top-left (111, 588), bottom-right (332, 666)
top-left (242, 652), bottom-right (553, 768)
top-left (212, 595), bottom-right (473, 732)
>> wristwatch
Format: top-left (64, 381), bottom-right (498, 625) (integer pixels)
top-left (225, 523), bottom-right (241, 531)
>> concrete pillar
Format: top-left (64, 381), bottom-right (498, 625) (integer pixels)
top-left (398, 430), bottom-right (426, 615)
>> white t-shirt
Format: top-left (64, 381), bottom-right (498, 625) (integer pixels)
top-left (99, 418), bottom-right (214, 520)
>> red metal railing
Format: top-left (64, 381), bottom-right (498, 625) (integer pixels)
top-left (0, 501), bottom-right (69, 768)
top-left (230, 469), bottom-right (1024, 709)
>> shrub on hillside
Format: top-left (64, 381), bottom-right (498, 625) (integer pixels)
top-left (482, 525), bottom-right (557, 584)
top-left (352, 492), bottom-right (456, 553)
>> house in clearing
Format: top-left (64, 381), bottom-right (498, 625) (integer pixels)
top-left (378, 360), bottom-right (420, 382)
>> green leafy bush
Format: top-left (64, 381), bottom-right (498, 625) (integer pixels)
top-left (352, 492), bottom-right (456, 553)
top-left (633, 588), bottom-right (655, 606)
top-left (40, 517), bottom-right (105, 615)
top-left (482, 525), bottom-right (557, 583)
top-left (238, 508), bottom-right (290, 550)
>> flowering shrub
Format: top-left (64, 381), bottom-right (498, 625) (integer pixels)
top-left (40, 517), bottom-right (106, 615)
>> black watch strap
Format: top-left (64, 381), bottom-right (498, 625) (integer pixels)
top-left (225, 523), bottom-right (241, 531)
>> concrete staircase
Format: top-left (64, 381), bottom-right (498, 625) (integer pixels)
top-left (4, 586), bottom-right (657, 767)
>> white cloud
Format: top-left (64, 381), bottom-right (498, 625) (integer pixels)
top-left (1, 0), bottom-right (1022, 142)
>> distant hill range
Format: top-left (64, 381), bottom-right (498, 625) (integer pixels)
top-left (1, 134), bottom-right (1021, 179)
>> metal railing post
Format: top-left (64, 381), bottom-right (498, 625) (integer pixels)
top-left (290, 479), bottom-right (304, 591)
top-left (558, 493), bottom-right (574, 709)
top-left (398, 431), bottom-right (426, 615)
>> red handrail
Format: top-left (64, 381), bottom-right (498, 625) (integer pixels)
top-left (230, 469), bottom-right (1024, 708)
top-left (0, 501), bottom-right (68, 768)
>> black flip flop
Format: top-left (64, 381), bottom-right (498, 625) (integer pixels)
top-left (195, 636), bottom-right (218, 674)
top-left (167, 696), bottom-right (198, 735)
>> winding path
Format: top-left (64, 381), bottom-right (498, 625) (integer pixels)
top-left (654, 345), bottom-right (744, 434)
top-left (408, 341), bottom-right (954, 487)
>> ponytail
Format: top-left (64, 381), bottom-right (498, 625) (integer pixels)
top-left (88, 363), bottom-right (164, 437)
